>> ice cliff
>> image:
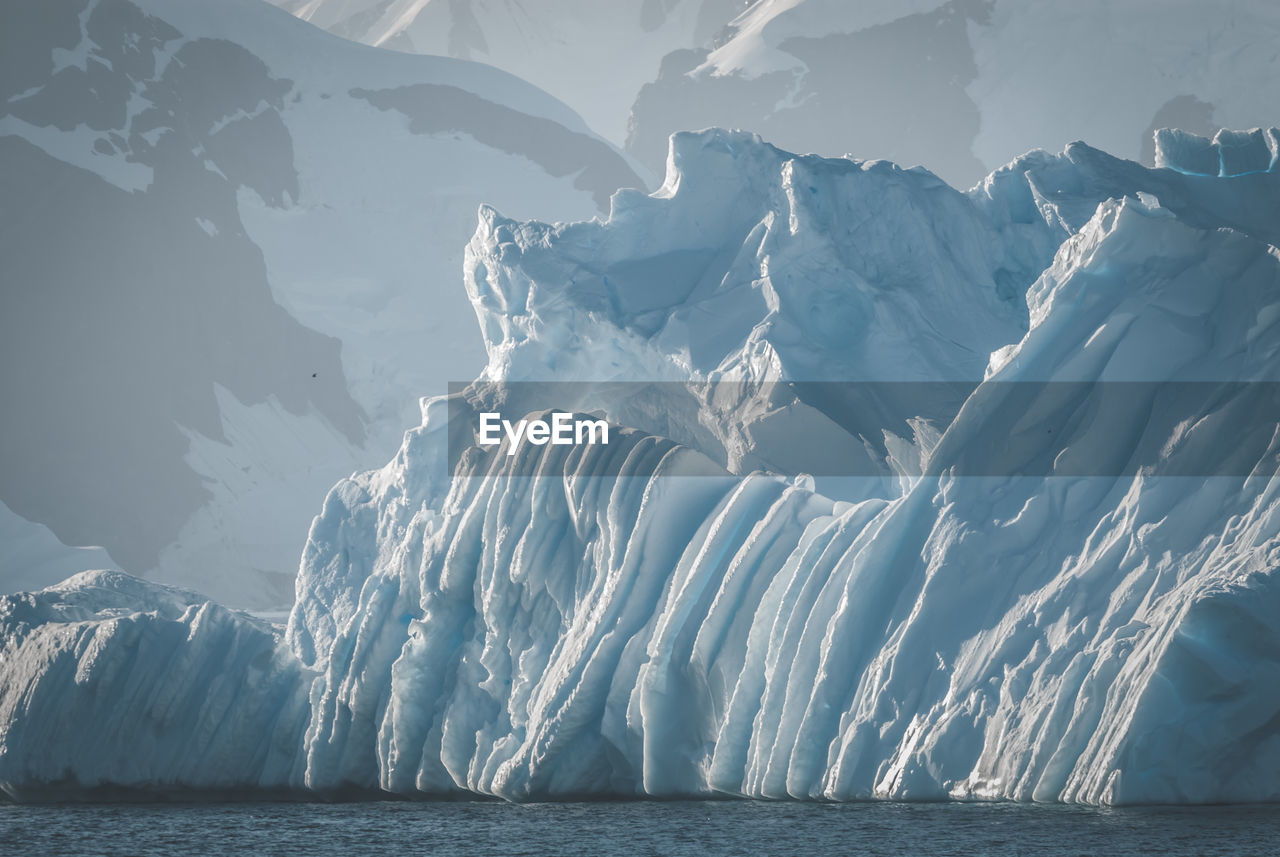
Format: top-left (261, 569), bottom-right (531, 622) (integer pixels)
top-left (4, 128), bottom-right (1280, 804)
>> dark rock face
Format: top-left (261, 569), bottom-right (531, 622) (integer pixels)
top-left (773, 1), bottom-right (988, 184)
top-left (351, 84), bottom-right (645, 209)
top-left (627, 47), bottom-right (795, 174)
top-left (1, 0), bottom-right (175, 126)
top-left (0, 0), bottom-right (363, 570)
top-left (627, 0), bottom-right (992, 188)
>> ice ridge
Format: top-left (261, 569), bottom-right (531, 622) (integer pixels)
top-left (3, 129), bottom-right (1280, 804)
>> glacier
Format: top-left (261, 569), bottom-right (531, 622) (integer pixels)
top-left (4, 128), bottom-right (1280, 804)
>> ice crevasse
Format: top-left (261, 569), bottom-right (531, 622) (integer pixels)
top-left (3, 128), bottom-right (1280, 803)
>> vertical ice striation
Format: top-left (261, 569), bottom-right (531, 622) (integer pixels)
top-left (3, 129), bottom-right (1280, 803)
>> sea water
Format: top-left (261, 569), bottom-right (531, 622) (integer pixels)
top-left (2, 800), bottom-right (1278, 856)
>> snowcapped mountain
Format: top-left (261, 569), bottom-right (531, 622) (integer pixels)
top-left (4, 127), bottom-right (1279, 803)
top-left (266, 0), bottom-right (1280, 194)
top-left (628, 0), bottom-right (1280, 187)
top-left (0, 501), bottom-right (123, 597)
top-left (0, 0), bottom-right (643, 606)
top-left (266, 0), bottom-right (745, 145)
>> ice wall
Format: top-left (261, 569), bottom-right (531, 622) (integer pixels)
top-left (4, 129), bottom-right (1280, 804)
top-left (0, 572), bottom-right (310, 799)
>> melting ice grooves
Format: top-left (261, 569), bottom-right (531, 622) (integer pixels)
top-left (3, 128), bottom-right (1280, 804)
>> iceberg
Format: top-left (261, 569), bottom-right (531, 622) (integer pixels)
top-left (4, 129), bottom-right (1280, 804)
top-left (0, 571), bottom-right (309, 800)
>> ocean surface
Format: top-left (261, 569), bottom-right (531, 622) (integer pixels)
top-left (2, 799), bottom-right (1277, 857)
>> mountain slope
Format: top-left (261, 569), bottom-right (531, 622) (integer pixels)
top-left (266, 0), bottom-right (1280, 194)
top-left (0, 501), bottom-right (122, 597)
top-left (628, 0), bottom-right (1280, 187)
top-left (267, 0), bottom-right (743, 144)
top-left (0, 0), bottom-right (644, 606)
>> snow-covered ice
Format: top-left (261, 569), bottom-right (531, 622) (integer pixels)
top-left (3, 128), bottom-right (1280, 804)
top-left (0, 571), bottom-right (309, 800)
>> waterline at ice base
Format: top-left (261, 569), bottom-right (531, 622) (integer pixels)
top-left (4, 127), bottom-right (1280, 805)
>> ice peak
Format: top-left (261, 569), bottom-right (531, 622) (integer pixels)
top-left (1154, 127), bottom-right (1280, 177)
